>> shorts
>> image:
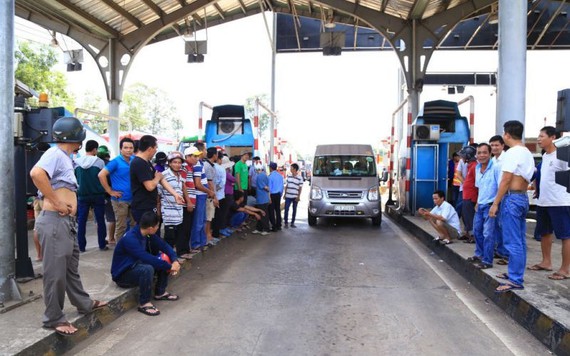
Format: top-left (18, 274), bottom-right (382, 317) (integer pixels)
top-left (206, 198), bottom-right (215, 221)
top-left (536, 206), bottom-right (570, 239)
top-left (33, 198), bottom-right (43, 230)
top-left (105, 199), bottom-right (116, 223)
top-left (442, 221), bottom-right (461, 239)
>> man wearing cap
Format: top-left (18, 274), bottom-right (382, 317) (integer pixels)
top-left (268, 162), bottom-right (284, 231)
top-left (249, 156), bottom-right (263, 198)
top-left (98, 137), bottom-right (135, 243)
top-left (179, 146), bottom-right (200, 257)
top-left (234, 151), bottom-right (251, 205)
top-left (189, 143), bottom-right (216, 250)
top-left (30, 117), bottom-right (107, 336)
top-left (97, 145), bottom-right (116, 245)
top-left (74, 139), bottom-right (107, 252)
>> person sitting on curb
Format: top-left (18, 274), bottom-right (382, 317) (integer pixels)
top-left (417, 190), bottom-right (461, 245)
top-left (110, 211), bottom-right (181, 316)
top-left (226, 190), bottom-right (266, 235)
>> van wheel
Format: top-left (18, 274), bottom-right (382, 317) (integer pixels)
top-left (308, 212), bottom-right (317, 226)
top-left (372, 215), bottom-right (382, 226)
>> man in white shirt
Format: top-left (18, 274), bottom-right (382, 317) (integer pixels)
top-left (489, 135), bottom-right (509, 263)
top-left (418, 190), bottom-right (461, 245)
top-left (490, 120), bottom-right (535, 293)
top-left (529, 126), bottom-right (570, 280)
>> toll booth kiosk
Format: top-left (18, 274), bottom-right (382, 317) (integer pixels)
top-left (410, 100), bottom-right (470, 213)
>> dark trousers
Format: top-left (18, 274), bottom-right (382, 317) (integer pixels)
top-left (269, 193), bottom-right (282, 230)
top-left (462, 199), bottom-right (476, 234)
top-left (115, 263), bottom-right (168, 305)
top-left (164, 223), bottom-right (184, 248)
top-left (255, 203), bottom-right (271, 232)
top-left (224, 194), bottom-right (234, 227)
top-left (212, 198), bottom-right (227, 237)
top-left (77, 197), bottom-right (107, 251)
top-left (178, 209), bottom-right (194, 255)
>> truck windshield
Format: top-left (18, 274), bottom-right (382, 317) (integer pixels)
top-left (313, 155), bottom-right (377, 177)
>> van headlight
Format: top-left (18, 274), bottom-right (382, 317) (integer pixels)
top-left (367, 186), bottom-right (379, 201)
top-left (311, 185), bottom-right (323, 200)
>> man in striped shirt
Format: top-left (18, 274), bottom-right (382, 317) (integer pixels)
top-left (158, 152), bottom-right (188, 249)
top-left (283, 163), bottom-right (303, 228)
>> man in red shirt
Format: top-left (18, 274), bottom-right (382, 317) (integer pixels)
top-left (460, 145), bottom-right (479, 243)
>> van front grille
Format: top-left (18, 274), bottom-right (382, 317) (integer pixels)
top-left (327, 191), bottom-right (363, 199)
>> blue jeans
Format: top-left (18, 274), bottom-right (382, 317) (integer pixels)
top-left (501, 193), bottom-right (529, 286)
top-left (115, 263), bottom-right (168, 305)
top-left (191, 195), bottom-right (207, 249)
top-left (77, 197), bottom-right (107, 251)
top-left (284, 198), bottom-right (298, 224)
top-left (230, 212), bottom-right (248, 228)
top-left (473, 204), bottom-right (496, 265)
top-left (494, 210), bottom-right (509, 258)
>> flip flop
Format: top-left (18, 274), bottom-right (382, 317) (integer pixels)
top-left (43, 321), bottom-right (78, 336)
top-left (496, 259), bottom-right (508, 265)
top-left (548, 272), bottom-right (570, 280)
top-left (495, 283), bottom-right (524, 293)
top-left (496, 272), bottom-right (510, 280)
top-left (154, 293), bottom-right (179, 301)
top-left (527, 264), bottom-right (553, 271)
top-left (92, 300), bottom-right (108, 311)
top-left (138, 305), bottom-right (160, 316)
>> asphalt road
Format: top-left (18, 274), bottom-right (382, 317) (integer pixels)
top-left (70, 203), bottom-right (549, 355)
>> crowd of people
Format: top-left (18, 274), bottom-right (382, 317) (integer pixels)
top-left (419, 120), bottom-right (570, 294)
top-left (30, 117), bottom-right (306, 332)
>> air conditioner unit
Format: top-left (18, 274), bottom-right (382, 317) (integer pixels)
top-left (413, 124), bottom-right (440, 141)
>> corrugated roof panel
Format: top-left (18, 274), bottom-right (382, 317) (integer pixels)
top-left (384, 0), bottom-right (414, 19)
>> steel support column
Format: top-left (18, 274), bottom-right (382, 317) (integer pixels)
top-left (497, 0), bottom-right (527, 134)
top-left (0, 0), bottom-right (22, 303)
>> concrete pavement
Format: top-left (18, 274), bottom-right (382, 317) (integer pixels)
top-left (1, 207), bottom-right (569, 355)
top-left (387, 206), bottom-right (570, 355)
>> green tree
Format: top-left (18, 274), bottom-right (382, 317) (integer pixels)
top-left (245, 94), bottom-right (274, 141)
top-left (122, 83), bottom-right (182, 138)
top-left (76, 90), bottom-right (108, 134)
top-left (14, 41), bottom-right (75, 109)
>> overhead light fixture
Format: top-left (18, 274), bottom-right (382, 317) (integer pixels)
top-left (49, 31), bottom-right (59, 48)
top-left (447, 86), bottom-right (456, 95)
top-left (182, 28), bottom-right (193, 41)
top-left (324, 16), bottom-right (336, 29)
top-left (457, 86), bottom-right (465, 94)
top-left (64, 49), bottom-right (84, 72)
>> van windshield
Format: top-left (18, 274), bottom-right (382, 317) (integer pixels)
top-left (313, 155), bottom-right (377, 177)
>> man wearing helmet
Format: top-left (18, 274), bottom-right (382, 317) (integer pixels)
top-left (30, 117), bottom-right (107, 336)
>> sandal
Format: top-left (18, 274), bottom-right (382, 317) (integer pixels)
top-left (496, 272), bottom-right (510, 280)
top-left (44, 321), bottom-right (78, 336)
top-left (92, 300), bottom-right (108, 311)
top-left (496, 259), bottom-right (508, 265)
top-left (138, 305), bottom-right (160, 316)
top-left (179, 253), bottom-right (194, 260)
top-left (495, 282), bottom-right (524, 293)
top-left (154, 293), bottom-right (179, 301)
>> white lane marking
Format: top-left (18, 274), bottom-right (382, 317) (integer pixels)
top-left (385, 218), bottom-right (547, 356)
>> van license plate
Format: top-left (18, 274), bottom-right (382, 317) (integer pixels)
top-left (335, 205), bottom-right (355, 212)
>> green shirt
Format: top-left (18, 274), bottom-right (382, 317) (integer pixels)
top-left (234, 160), bottom-right (249, 190)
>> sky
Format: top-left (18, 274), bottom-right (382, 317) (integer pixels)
top-left (15, 14), bottom-right (570, 157)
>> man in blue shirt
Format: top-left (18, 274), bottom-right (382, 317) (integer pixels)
top-left (471, 143), bottom-right (500, 269)
top-left (98, 138), bottom-right (135, 243)
top-left (111, 212), bottom-right (180, 316)
top-left (268, 162), bottom-right (284, 231)
top-left (252, 163), bottom-right (271, 235)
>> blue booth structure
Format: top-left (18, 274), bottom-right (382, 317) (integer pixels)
top-left (204, 105), bottom-right (255, 158)
top-left (410, 100), bottom-right (470, 213)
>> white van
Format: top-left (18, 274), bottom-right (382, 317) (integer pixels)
top-left (308, 144), bottom-right (383, 226)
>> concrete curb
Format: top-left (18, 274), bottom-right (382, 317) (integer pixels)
top-left (15, 248), bottom-right (206, 355)
top-left (386, 207), bottom-right (570, 355)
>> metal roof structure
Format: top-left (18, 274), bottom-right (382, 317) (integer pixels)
top-left (12, 0), bottom-right (570, 152)
top-left (15, 1), bottom-right (570, 51)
